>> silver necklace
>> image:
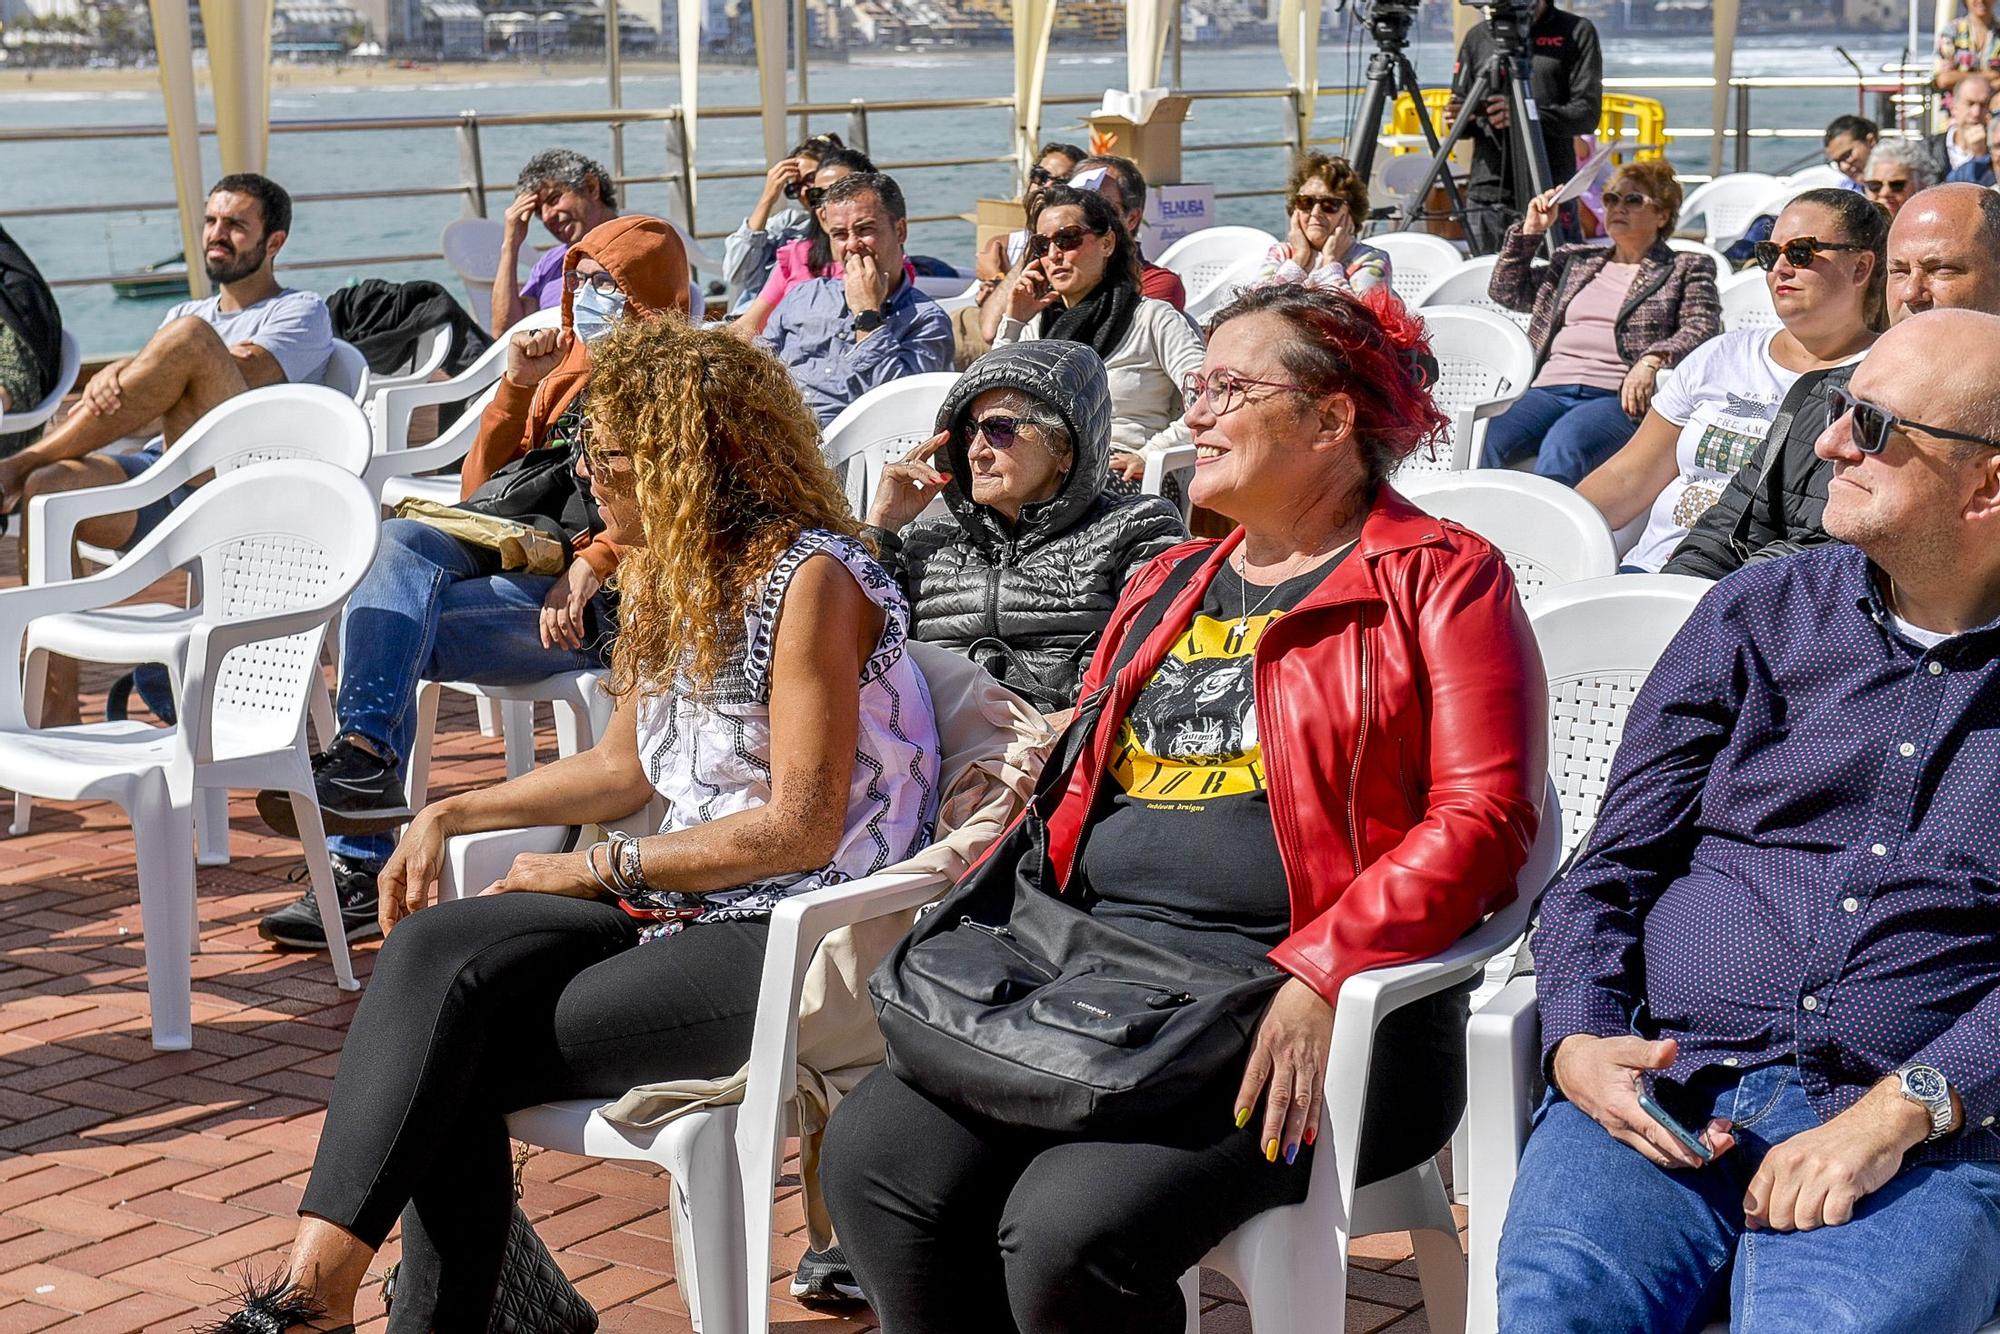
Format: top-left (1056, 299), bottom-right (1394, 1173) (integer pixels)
top-left (1232, 539), bottom-right (1357, 634)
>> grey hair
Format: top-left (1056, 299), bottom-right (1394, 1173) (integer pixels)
top-left (517, 148), bottom-right (617, 209)
top-left (964, 387), bottom-right (1071, 458)
top-left (1869, 139), bottom-right (1938, 191)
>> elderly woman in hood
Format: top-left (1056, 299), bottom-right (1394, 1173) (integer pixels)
top-left (862, 340), bottom-right (1187, 712)
top-left (252, 216), bottom-right (692, 951)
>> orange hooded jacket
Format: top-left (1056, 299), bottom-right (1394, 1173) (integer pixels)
top-left (459, 215), bottom-right (692, 579)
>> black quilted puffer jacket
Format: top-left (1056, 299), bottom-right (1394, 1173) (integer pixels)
top-left (866, 340), bottom-right (1186, 711)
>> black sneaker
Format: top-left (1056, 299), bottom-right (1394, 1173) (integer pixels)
top-left (789, 1244), bottom-right (865, 1306)
top-left (257, 853), bottom-right (382, 951)
top-left (256, 737), bottom-right (411, 838)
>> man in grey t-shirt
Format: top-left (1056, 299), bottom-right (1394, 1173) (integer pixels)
top-left (0, 172), bottom-right (331, 723)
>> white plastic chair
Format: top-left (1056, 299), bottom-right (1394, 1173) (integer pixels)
top-left (926, 281), bottom-right (981, 316)
top-left (0, 462), bottom-right (379, 1048)
top-left (1778, 162), bottom-right (1847, 192)
top-left (1155, 226), bottom-right (1281, 317)
top-left (16, 385), bottom-right (377, 858)
top-left (1375, 156), bottom-right (1440, 229)
top-left (1406, 306), bottom-right (1535, 477)
top-left (1460, 572), bottom-right (1708, 1334)
top-left (1397, 472), bottom-right (1618, 601)
top-left (1414, 256), bottom-right (1525, 329)
top-left (363, 325), bottom-right (453, 403)
top-left (1663, 237), bottom-right (1734, 274)
top-left (403, 669), bottom-right (613, 811)
top-left (321, 339), bottom-right (372, 404)
top-left (1177, 776), bottom-right (1564, 1334)
top-left (1141, 443), bottom-right (1197, 522)
top-left (1373, 231), bottom-right (1468, 308)
top-left (0, 330), bottom-right (81, 437)
top-left (1718, 267), bottom-right (1780, 332)
top-left (820, 371), bottom-right (961, 519)
top-left (1676, 172), bottom-right (1782, 248)
top-left (441, 216), bottom-right (505, 313)
top-left (483, 639), bottom-right (1026, 1334)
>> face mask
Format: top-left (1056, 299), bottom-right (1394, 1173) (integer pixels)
top-left (572, 283), bottom-right (627, 344)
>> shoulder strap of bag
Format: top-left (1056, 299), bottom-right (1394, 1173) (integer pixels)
top-left (1034, 547), bottom-right (1209, 803)
top-left (1727, 365), bottom-right (1830, 558)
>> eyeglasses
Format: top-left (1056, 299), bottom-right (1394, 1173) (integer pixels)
top-left (566, 269), bottom-right (622, 297)
top-left (1290, 195), bottom-right (1345, 217)
top-left (1826, 145), bottom-right (1863, 171)
top-left (1862, 177), bottom-right (1913, 195)
top-left (1181, 369), bottom-right (1309, 416)
top-left (1750, 236), bottom-right (1867, 271)
top-left (1028, 165), bottom-right (1070, 187)
top-left (581, 443), bottom-right (634, 480)
top-left (1602, 191), bottom-right (1654, 208)
top-left (1026, 225), bottom-right (1105, 260)
top-left (1828, 385), bottom-right (2000, 455)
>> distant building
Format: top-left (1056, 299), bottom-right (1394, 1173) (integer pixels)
top-left (425, 0), bottom-right (482, 55)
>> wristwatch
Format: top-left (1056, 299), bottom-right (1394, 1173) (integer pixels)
top-left (1892, 1063), bottom-right (1956, 1142)
top-left (853, 308), bottom-right (887, 333)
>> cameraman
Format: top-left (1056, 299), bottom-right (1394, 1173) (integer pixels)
top-left (1446, 0), bottom-right (1603, 253)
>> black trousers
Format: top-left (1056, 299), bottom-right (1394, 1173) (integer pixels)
top-left (820, 986), bottom-right (1468, 1334)
top-left (297, 892), bottom-right (769, 1332)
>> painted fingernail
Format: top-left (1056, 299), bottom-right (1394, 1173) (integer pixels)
top-left (1234, 1106), bottom-right (1252, 1129)
top-left (1284, 1142), bottom-right (1299, 1165)
top-left (1264, 1138), bottom-right (1279, 1163)
top-left (1304, 1125), bottom-right (1317, 1147)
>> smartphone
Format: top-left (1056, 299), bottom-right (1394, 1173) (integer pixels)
top-left (1636, 1091), bottom-right (1712, 1163)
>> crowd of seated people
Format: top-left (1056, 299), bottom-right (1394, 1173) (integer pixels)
top-left (1578, 188), bottom-right (1884, 571)
top-left (1483, 158), bottom-right (1722, 485)
top-left (722, 130), bottom-right (848, 318)
top-left (10, 128), bottom-right (1999, 1334)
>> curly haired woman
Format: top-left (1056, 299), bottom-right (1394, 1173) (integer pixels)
top-left (202, 315), bottom-right (942, 1334)
top-left (1253, 152), bottom-right (1392, 295)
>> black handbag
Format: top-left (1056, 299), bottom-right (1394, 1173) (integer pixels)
top-left (869, 552), bottom-right (1290, 1133)
top-left (456, 439), bottom-right (598, 548)
top-left (382, 1147), bottom-right (598, 1333)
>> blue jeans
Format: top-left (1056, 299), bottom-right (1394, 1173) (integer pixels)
top-left (1481, 384), bottom-right (1640, 486)
top-left (328, 519), bottom-right (604, 867)
top-left (1498, 1065), bottom-right (2000, 1333)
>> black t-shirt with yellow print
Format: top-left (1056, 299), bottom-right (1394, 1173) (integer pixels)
top-left (1077, 550), bottom-right (1349, 971)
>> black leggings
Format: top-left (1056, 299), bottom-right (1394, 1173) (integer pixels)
top-left (820, 986), bottom-right (1469, 1334)
top-left (297, 892), bottom-right (769, 1332)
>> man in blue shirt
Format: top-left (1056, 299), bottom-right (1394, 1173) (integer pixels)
top-left (1500, 310), bottom-right (2000, 1333)
top-left (1945, 103), bottom-right (2000, 185)
top-left (756, 172), bottom-right (953, 425)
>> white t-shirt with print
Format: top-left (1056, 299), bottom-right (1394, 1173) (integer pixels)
top-left (1625, 328), bottom-right (1803, 572)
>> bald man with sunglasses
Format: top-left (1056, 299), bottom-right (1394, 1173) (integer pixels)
top-left (1501, 307), bottom-right (2000, 1334)
top-left (1666, 183), bottom-right (2000, 579)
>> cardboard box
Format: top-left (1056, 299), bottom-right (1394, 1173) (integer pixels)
top-left (1085, 93), bottom-right (1193, 187)
top-left (976, 196), bottom-right (1027, 266)
top-left (1139, 182), bottom-right (1216, 257)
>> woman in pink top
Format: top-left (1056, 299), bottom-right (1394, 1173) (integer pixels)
top-left (1482, 159), bottom-right (1723, 485)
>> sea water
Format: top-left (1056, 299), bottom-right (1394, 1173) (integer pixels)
top-left (0, 30), bottom-right (1907, 354)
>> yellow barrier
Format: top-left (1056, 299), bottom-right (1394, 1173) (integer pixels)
top-left (1387, 89), bottom-right (1671, 161)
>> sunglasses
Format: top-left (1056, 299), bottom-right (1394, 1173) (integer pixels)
top-left (802, 185), bottom-right (829, 210)
top-left (1181, 369), bottom-right (1308, 416)
top-left (1027, 225), bottom-right (1104, 260)
top-left (1028, 165), bottom-right (1070, 187)
top-left (1862, 178), bottom-right (1912, 194)
top-left (1602, 191), bottom-right (1654, 208)
top-left (966, 414), bottom-right (1040, 449)
top-left (1750, 236), bottom-right (1866, 271)
top-left (1291, 195), bottom-right (1345, 217)
top-left (1828, 385), bottom-right (2000, 455)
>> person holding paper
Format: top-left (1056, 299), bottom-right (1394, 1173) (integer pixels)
top-left (1481, 160), bottom-right (1722, 486)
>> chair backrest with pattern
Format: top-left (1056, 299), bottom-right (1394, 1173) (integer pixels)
top-left (1414, 256), bottom-right (1524, 328)
top-left (1399, 471), bottom-right (1619, 601)
top-left (1677, 172), bottom-right (1782, 246)
top-left (1154, 226), bottom-right (1280, 309)
top-left (821, 372), bottom-right (961, 517)
top-left (1373, 231), bottom-right (1466, 307)
top-left (157, 385), bottom-right (376, 496)
top-left (1405, 305), bottom-right (1535, 475)
top-left (1718, 268), bottom-right (1780, 332)
top-left (1526, 573), bottom-right (1710, 856)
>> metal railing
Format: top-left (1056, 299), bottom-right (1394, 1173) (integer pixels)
top-left (0, 69), bottom-right (1938, 295)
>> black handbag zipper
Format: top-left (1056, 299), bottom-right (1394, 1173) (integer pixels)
top-left (959, 918), bottom-right (1059, 980)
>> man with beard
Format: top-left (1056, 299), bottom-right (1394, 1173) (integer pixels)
top-left (0, 173), bottom-right (329, 723)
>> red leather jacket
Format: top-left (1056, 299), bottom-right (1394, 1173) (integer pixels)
top-left (1047, 486), bottom-right (1549, 1004)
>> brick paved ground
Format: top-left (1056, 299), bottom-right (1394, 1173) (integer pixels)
top-left (0, 556), bottom-right (1458, 1333)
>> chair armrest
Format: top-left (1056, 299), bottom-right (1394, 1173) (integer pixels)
top-left (1465, 975), bottom-right (1541, 1334)
top-left (373, 369), bottom-right (502, 454)
top-left (440, 823), bottom-right (573, 901)
top-left (365, 392), bottom-right (491, 497)
top-left (1140, 444), bottom-right (1197, 497)
top-left (26, 463), bottom-right (198, 585)
top-left (0, 566), bottom-right (203, 728)
top-left (1471, 392), bottom-right (1525, 423)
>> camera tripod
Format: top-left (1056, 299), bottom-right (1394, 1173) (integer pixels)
top-left (1352, 1), bottom-right (1566, 253)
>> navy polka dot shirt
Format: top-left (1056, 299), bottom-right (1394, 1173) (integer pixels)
top-left (1536, 544), bottom-right (2000, 1161)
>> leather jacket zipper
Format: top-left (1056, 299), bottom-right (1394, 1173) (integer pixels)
top-left (1345, 632), bottom-right (1369, 878)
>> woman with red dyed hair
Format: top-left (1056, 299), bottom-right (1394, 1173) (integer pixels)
top-left (823, 284), bottom-right (1549, 1333)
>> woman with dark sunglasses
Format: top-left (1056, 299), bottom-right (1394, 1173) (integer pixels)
top-left (824, 283), bottom-right (1546, 1333)
top-left (721, 130), bottom-right (845, 316)
top-left (1253, 152), bottom-right (1392, 295)
top-left (860, 340), bottom-right (1186, 713)
top-left (1578, 188), bottom-right (1886, 572)
top-left (1482, 159), bottom-right (1723, 486)
top-left (994, 184), bottom-right (1207, 491)
top-left (1862, 140), bottom-right (1938, 217)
